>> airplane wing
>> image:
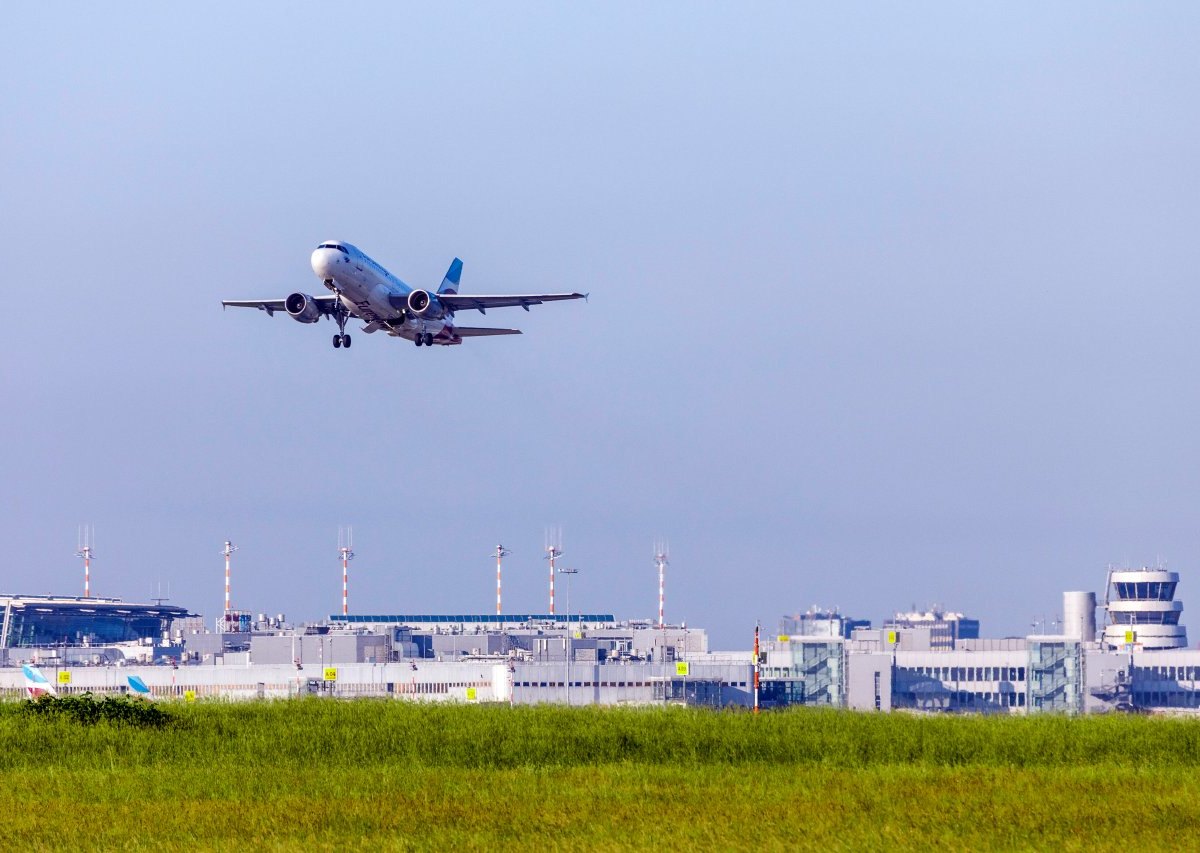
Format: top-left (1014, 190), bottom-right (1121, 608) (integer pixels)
top-left (436, 292), bottom-right (587, 314)
top-left (221, 296), bottom-right (340, 316)
top-left (454, 326), bottom-right (522, 337)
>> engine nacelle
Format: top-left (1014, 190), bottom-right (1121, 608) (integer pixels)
top-left (407, 289), bottom-right (445, 320)
top-left (285, 292), bottom-right (322, 324)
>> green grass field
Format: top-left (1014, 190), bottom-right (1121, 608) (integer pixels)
top-left (3, 700), bottom-right (1199, 850)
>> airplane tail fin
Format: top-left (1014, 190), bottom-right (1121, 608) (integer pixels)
top-left (22, 664), bottom-right (56, 699)
top-left (127, 675), bottom-right (152, 700)
top-left (438, 258), bottom-right (463, 295)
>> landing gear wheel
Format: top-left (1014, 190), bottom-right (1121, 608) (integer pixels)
top-left (414, 335), bottom-right (423, 347)
top-left (333, 334), bottom-right (342, 348)
top-left (342, 334), bottom-right (351, 348)
top-left (423, 332), bottom-right (434, 347)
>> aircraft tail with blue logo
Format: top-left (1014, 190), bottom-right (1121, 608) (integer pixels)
top-left (437, 258), bottom-right (463, 295)
top-left (127, 675), bottom-right (152, 700)
top-left (22, 664), bottom-right (56, 699)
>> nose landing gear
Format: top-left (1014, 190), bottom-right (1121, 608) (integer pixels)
top-left (331, 303), bottom-right (351, 349)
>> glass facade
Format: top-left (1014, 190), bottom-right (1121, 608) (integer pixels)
top-left (1028, 640), bottom-right (1083, 714)
top-left (1113, 581), bottom-right (1177, 601)
top-left (1, 600), bottom-right (191, 648)
top-left (761, 640), bottom-right (843, 707)
top-left (1109, 611), bottom-right (1181, 625)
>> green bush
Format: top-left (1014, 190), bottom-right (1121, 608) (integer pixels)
top-left (20, 693), bottom-right (174, 729)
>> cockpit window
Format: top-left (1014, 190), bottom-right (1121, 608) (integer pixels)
top-left (318, 243), bottom-right (349, 255)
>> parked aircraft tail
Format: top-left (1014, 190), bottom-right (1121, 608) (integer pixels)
top-left (22, 664), bottom-right (56, 699)
top-left (127, 675), bottom-right (152, 700)
top-left (438, 258), bottom-right (463, 295)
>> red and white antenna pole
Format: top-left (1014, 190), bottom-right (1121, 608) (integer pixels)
top-left (753, 622), bottom-right (761, 716)
top-left (654, 541), bottom-right (669, 628)
top-left (338, 526), bottom-right (355, 617)
top-left (76, 525), bottom-right (95, 598)
top-left (494, 544), bottom-right (510, 615)
top-left (545, 535), bottom-right (562, 616)
top-left (222, 540), bottom-right (238, 618)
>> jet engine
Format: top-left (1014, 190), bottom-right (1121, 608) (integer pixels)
top-left (407, 289), bottom-right (445, 320)
top-left (285, 292), bottom-right (322, 324)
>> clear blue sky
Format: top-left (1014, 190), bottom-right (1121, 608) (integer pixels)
top-left (2, 5), bottom-right (1199, 646)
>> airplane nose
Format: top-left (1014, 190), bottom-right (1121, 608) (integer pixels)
top-left (311, 249), bottom-right (332, 279)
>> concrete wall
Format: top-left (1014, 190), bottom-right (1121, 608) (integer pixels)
top-left (846, 653), bottom-right (893, 711)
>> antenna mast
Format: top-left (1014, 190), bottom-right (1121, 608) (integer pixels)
top-left (76, 525), bottom-right (96, 598)
top-left (339, 526), bottom-right (355, 617)
top-left (654, 539), bottom-right (670, 628)
top-left (545, 527), bottom-right (563, 615)
top-left (221, 540), bottom-right (238, 619)
top-left (494, 544), bottom-right (510, 615)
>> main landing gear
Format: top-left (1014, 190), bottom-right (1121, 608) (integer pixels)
top-left (413, 332), bottom-right (434, 347)
top-left (333, 333), bottom-right (351, 348)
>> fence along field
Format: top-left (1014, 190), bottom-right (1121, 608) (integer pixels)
top-left (2, 699), bottom-right (1199, 849)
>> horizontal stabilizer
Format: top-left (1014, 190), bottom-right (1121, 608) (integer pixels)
top-left (455, 327), bottom-right (522, 337)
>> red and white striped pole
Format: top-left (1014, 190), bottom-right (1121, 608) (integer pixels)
top-left (76, 526), bottom-right (95, 598)
top-left (753, 622), bottom-right (761, 716)
top-left (655, 548), bottom-right (668, 628)
top-left (547, 545), bottom-right (561, 615)
top-left (494, 545), bottom-right (509, 615)
top-left (342, 552), bottom-right (349, 616)
top-left (338, 527), bottom-right (354, 618)
top-left (222, 540), bottom-right (237, 620)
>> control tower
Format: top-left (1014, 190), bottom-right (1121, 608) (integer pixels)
top-left (1102, 567), bottom-right (1187, 650)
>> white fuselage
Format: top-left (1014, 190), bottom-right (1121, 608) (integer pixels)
top-left (310, 242), bottom-right (451, 341)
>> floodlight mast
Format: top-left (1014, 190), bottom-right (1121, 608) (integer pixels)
top-left (339, 526), bottom-right (355, 617)
top-left (76, 525), bottom-right (96, 598)
top-left (493, 545), bottom-right (511, 615)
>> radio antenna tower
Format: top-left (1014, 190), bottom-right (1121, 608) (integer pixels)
top-left (76, 525), bottom-right (96, 598)
top-left (654, 539), bottom-right (670, 628)
top-left (545, 527), bottom-right (563, 615)
top-left (493, 544), bottom-right (510, 615)
top-left (338, 526), bottom-right (355, 617)
top-left (221, 540), bottom-right (238, 617)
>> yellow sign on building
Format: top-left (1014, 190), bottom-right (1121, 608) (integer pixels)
top-left (1125, 630), bottom-right (1136, 645)
top-left (887, 630), bottom-right (898, 645)
top-left (323, 667), bottom-right (338, 682)
top-left (57, 670), bottom-right (71, 685)
top-left (184, 690), bottom-right (196, 703)
top-left (675, 661), bottom-right (690, 676)
top-left (777, 635), bottom-right (791, 643)
top-left (466, 687), bottom-right (477, 701)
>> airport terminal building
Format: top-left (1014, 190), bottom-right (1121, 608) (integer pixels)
top-left (0, 595), bottom-right (192, 660)
top-left (2, 566), bottom-right (1200, 713)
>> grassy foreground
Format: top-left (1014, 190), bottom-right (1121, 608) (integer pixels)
top-left (2, 701), bottom-right (1200, 850)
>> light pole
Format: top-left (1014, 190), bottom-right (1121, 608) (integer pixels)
top-left (559, 566), bottom-right (578, 706)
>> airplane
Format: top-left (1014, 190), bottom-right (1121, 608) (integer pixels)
top-left (22, 664), bottom-right (55, 699)
top-left (222, 241), bottom-right (587, 349)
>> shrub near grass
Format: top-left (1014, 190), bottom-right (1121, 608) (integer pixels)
top-left (20, 693), bottom-right (173, 729)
